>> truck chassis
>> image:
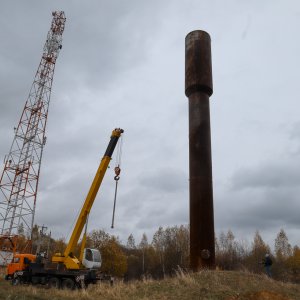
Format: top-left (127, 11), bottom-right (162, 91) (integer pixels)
top-left (9, 262), bottom-right (113, 289)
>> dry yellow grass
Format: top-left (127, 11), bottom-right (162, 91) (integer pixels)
top-left (0, 269), bottom-right (300, 300)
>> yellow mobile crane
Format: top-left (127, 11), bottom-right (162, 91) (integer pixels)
top-left (52, 128), bottom-right (123, 269)
top-left (6, 128), bottom-right (124, 289)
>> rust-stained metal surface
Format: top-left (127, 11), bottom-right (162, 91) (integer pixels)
top-left (185, 30), bottom-right (215, 270)
top-left (185, 30), bottom-right (213, 97)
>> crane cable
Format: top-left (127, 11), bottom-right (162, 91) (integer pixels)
top-left (111, 135), bottom-right (123, 229)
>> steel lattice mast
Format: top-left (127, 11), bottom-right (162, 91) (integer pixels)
top-left (0, 11), bottom-right (66, 237)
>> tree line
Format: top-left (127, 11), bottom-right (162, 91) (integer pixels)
top-left (16, 224), bottom-right (300, 283)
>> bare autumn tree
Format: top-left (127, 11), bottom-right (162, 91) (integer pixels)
top-left (88, 230), bottom-right (127, 277)
top-left (139, 233), bottom-right (148, 275)
top-left (124, 233), bottom-right (141, 281)
top-left (163, 226), bottom-right (189, 273)
top-left (31, 224), bottom-right (40, 254)
top-left (175, 225), bottom-right (189, 268)
top-left (271, 229), bottom-right (293, 280)
top-left (51, 237), bottom-right (66, 257)
top-left (100, 237), bottom-right (128, 277)
top-left (216, 230), bottom-right (245, 270)
top-left (17, 223), bottom-right (25, 236)
top-left (152, 226), bottom-right (165, 278)
top-left (286, 246), bottom-right (300, 283)
top-left (245, 230), bottom-right (271, 274)
top-left (89, 229), bottom-right (111, 249)
top-left (275, 229), bottom-right (292, 261)
top-left (127, 234), bottom-right (136, 250)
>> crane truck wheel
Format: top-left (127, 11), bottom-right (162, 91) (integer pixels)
top-left (47, 277), bottom-right (60, 289)
top-left (62, 278), bottom-right (75, 290)
top-left (11, 277), bottom-right (20, 286)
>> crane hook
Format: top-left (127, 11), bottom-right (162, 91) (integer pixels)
top-left (111, 166), bottom-right (121, 228)
top-left (114, 166), bottom-right (121, 181)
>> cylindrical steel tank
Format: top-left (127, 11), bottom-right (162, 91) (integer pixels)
top-left (185, 30), bottom-right (215, 270)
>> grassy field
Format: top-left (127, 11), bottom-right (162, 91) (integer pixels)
top-left (0, 268), bottom-right (300, 300)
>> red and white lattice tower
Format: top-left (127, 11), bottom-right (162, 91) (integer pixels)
top-left (0, 11), bottom-right (66, 239)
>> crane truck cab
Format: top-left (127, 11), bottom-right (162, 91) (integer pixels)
top-left (6, 253), bottom-right (36, 280)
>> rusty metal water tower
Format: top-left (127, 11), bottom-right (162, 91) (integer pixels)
top-left (185, 30), bottom-right (215, 270)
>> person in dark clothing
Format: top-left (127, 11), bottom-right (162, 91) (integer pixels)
top-left (263, 253), bottom-right (272, 277)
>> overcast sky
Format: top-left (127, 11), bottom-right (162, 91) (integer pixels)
top-left (1, 0), bottom-right (300, 250)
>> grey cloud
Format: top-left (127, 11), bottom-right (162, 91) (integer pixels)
top-left (231, 163), bottom-right (300, 190)
top-left (136, 202), bottom-right (188, 231)
top-left (54, 1), bottom-right (169, 92)
top-left (139, 168), bottom-right (188, 193)
top-left (213, 151), bottom-right (300, 248)
top-left (241, 188), bottom-right (300, 228)
top-left (289, 122), bottom-right (300, 142)
top-left (214, 159), bottom-right (300, 247)
top-left (214, 186), bottom-right (300, 248)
